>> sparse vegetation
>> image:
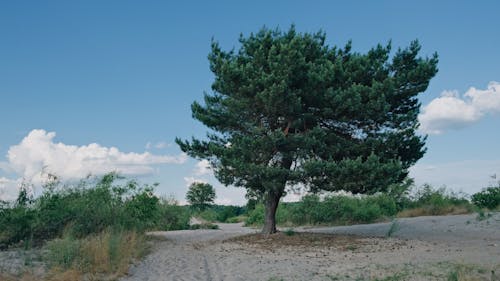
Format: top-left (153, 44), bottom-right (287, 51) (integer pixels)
top-left (0, 173), bottom-right (190, 279)
top-left (44, 229), bottom-right (148, 280)
top-left (246, 183), bottom-right (476, 227)
top-left (386, 219), bottom-right (399, 237)
top-left (471, 184), bottom-right (500, 210)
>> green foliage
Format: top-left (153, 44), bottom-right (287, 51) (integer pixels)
top-left (245, 203), bottom-right (265, 226)
top-left (186, 182), bottom-right (216, 211)
top-left (400, 184), bottom-right (473, 216)
top-left (245, 183), bottom-right (475, 227)
top-left (158, 203), bottom-right (190, 230)
top-left (246, 193), bottom-right (398, 226)
top-left (44, 229), bottom-right (147, 276)
top-left (0, 173), bottom-right (189, 248)
top-left (211, 205), bottom-right (246, 222)
top-left (45, 235), bottom-right (82, 269)
top-left (193, 204), bottom-right (246, 223)
top-left (386, 219), bottom-right (400, 237)
top-left (177, 25), bottom-right (438, 233)
top-left (197, 209), bottom-right (218, 222)
top-left (471, 185), bottom-right (500, 210)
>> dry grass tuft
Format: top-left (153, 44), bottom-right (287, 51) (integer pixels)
top-left (0, 272), bottom-right (38, 281)
top-left (45, 268), bottom-right (82, 281)
top-left (397, 205), bottom-right (471, 218)
top-left (43, 230), bottom-right (148, 281)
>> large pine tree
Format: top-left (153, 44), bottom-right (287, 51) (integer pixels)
top-left (177, 26), bottom-right (438, 234)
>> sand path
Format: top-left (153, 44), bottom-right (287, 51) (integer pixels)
top-left (120, 213), bottom-right (500, 281)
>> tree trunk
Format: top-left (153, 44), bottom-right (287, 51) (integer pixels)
top-left (262, 191), bottom-right (281, 234)
top-left (261, 156), bottom-right (293, 235)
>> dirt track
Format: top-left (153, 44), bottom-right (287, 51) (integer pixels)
top-left (120, 213), bottom-right (500, 281)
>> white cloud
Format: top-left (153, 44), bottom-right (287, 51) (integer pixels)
top-left (0, 177), bottom-right (20, 201)
top-left (183, 176), bottom-right (207, 187)
top-left (419, 81), bottom-right (500, 134)
top-left (194, 159), bottom-right (211, 176)
top-left (3, 129), bottom-right (187, 185)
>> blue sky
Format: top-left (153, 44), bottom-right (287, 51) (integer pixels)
top-left (1, 1), bottom-right (499, 205)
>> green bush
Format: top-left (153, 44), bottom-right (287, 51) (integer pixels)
top-left (406, 184), bottom-right (473, 215)
top-left (472, 186), bottom-right (500, 209)
top-left (244, 193), bottom-right (399, 227)
top-left (158, 203), bottom-right (190, 230)
top-left (245, 203), bottom-right (265, 225)
top-left (197, 209), bottom-right (218, 222)
top-left (0, 173), bottom-right (190, 248)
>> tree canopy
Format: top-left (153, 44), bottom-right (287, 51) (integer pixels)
top-left (177, 26), bottom-right (438, 234)
top-left (186, 182), bottom-right (216, 211)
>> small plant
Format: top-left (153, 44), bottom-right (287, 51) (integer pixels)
top-left (283, 228), bottom-right (295, 236)
top-left (345, 244), bottom-right (357, 251)
top-left (476, 210), bottom-right (492, 221)
top-left (386, 219), bottom-right (399, 237)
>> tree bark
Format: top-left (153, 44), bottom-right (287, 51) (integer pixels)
top-left (261, 156), bottom-right (293, 234)
top-left (262, 191), bottom-right (281, 234)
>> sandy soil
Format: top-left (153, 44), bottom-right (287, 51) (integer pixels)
top-left (119, 213), bottom-right (500, 281)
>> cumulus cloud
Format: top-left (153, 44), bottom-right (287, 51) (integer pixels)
top-left (4, 129), bottom-right (187, 184)
top-left (0, 177), bottom-right (20, 201)
top-left (194, 159), bottom-right (211, 176)
top-left (419, 81), bottom-right (500, 134)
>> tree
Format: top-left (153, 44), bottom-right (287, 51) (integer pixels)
top-left (177, 26), bottom-right (438, 234)
top-left (186, 182), bottom-right (216, 211)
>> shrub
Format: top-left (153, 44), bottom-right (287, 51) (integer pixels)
top-left (0, 173), bottom-right (190, 248)
top-left (245, 193), bottom-right (399, 227)
top-left (472, 186), bottom-right (500, 210)
top-left (245, 203), bottom-right (265, 225)
top-left (158, 203), bottom-right (190, 230)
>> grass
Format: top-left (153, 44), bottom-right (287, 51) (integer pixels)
top-left (385, 219), bottom-right (399, 237)
top-left (43, 229), bottom-right (148, 280)
top-left (246, 184), bottom-right (477, 228)
top-left (446, 263), bottom-right (496, 281)
top-left (475, 210), bottom-right (493, 221)
top-left (397, 205), bottom-right (471, 218)
top-left (324, 262), bottom-right (497, 281)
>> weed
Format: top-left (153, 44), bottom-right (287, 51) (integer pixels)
top-left (345, 244), bottom-right (357, 251)
top-left (475, 210), bottom-right (492, 221)
top-left (386, 219), bottom-right (399, 237)
top-left (283, 228), bottom-right (295, 236)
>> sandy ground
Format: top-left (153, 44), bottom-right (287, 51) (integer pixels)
top-left (119, 213), bottom-right (500, 281)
